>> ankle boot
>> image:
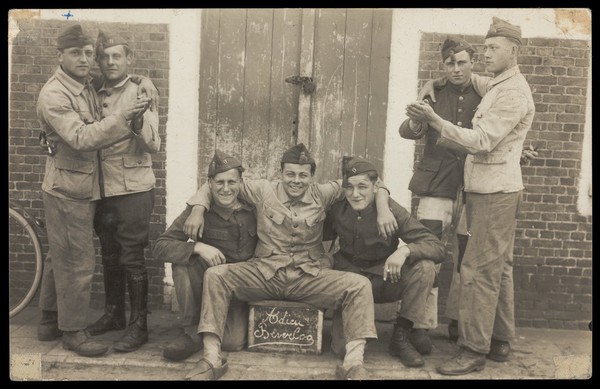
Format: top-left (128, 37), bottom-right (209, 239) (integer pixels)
top-left (86, 262), bottom-right (126, 336)
top-left (389, 324), bottom-right (424, 367)
top-left (113, 272), bottom-right (148, 352)
top-left (38, 310), bottom-right (62, 341)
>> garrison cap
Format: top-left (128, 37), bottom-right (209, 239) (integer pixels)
top-left (96, 29), bottom-right (129, 57)
top-left (486, 17), bottom-right (522, 45)
top-left (208, 150), bottom-right (244, 178)
top-left (280, 143), bottom-right (315, 166)
top-left (342, 156), bottom-right (378, 187)
top-left (57, 24), bottom-right (94, 50)
top-left (441, 37), bottom-right (473, 61)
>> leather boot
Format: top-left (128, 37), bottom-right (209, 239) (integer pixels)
top-left (86, 262), bottom-right (126, 336)
top-left (408, 328), bottom-right (432, 355)
top-left (437, 346), bottom-right (486, 375)
top-left (113, 272), bottom-right (148, 352)
top-left (38, 310), bottom-right (62, 341)
top-left (389, 324), bottom-right (425, 367)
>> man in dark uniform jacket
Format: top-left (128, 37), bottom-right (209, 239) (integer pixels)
top-left (153, 150), bottom-right (257, 361)
top-left (324, 157), bottom-right (446, 368)
top-left (399, 37), bottom-right (480, 351)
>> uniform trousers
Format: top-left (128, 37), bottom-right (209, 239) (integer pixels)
top-left (458, 191), bottom-right (521, 353)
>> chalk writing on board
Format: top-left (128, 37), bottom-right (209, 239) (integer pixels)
top-left (252, 307), bottom-right (315, 346)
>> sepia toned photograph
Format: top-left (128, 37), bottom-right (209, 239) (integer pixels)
top-left (8, 8), bottom-right (591, 380)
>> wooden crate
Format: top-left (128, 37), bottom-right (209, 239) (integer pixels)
top-left (248, 300), bottom-right (323, 355)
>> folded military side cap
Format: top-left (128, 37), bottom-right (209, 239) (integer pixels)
top-left (441, 36), bottom-right (473, 61)
top-left (342, 156), bottom-right (377, 186)
top-left (57, 24), bottom-right (94, 50)
top-left (280, 143), bottom-right (315, 166)
top-left (96, 29), bottom-right (129, 56)
top-left (486, 17), bottom-right (522, 45)
top-left (208, 150), bottom-right (244, 177)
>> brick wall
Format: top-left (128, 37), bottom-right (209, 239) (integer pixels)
top-left (417, 33), bottom-right (592, 330)
top-left (8, 19), bottom-right (170, 310)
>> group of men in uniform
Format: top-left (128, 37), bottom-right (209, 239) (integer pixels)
top-left (34, 15), bottom-right (535, 380)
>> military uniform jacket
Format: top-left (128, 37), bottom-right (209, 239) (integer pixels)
top-left (399, 82), bottom-right (481, 199)
top-left (97, 75), bottom-right (161, 197)
top-left (37, 66), bottom-right (135, 201)
top-left (324, 198), bottom-right (446, 276)
top-left (153, 201), bottom-right (257, 266)
top-left (438, 67), bottom-right (535, 194)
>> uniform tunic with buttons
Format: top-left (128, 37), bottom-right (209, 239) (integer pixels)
top-left (399, 81), bottom-right (481, 200)
top-left (96, 75), bottom-right (160, 199)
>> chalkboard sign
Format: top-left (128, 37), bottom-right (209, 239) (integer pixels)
top-left (248, 300), bottom-right (323, 355)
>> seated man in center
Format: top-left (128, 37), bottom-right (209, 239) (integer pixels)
top-left (323, 157), bottom-right (446, 368)
top-left (153, 150), bottom-right (257, 361)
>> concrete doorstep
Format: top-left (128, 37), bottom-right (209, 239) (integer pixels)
top-left (9, 306), bottom-right (592, 381)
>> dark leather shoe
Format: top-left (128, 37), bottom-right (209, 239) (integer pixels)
top-left (62, 330), bottom-right (109, 357)
top-left (448, 320), bottom-right (458, 342)
top-left (437, 347), bottom-right (486, 375)
top-left (185, 358), bottom-right (228, 381)
top-left (409, 328), bottom-right (432, 355)
top-left (487, 338), bottom-right (510, 362)
top-left (113, 321), bottom-right (148, 352)
top-left (335, 364), bottom-right (369, 380)
top-left (163, 333), bottom-right (204, 361)
top-left (38, 310), bottom-right (62, 341)
top-left (389, 325), bottom-right (425, 367)
top-left (86, 306), bottom-right (126, 336)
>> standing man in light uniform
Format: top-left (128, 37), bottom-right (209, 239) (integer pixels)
top-left (85, 30), bottom-right (161, 353)
top-left (406, 17), bottom-right (535, 375)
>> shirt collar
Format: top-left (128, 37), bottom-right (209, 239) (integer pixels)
top-left (98, 74), bottom-right (131, 94)
top-left (55, 66), bottom-right (93, 96)
top-left (277, 183), bottom-right (314, 206)
top-left (210, 198), bottom-right (254, 220)
top-left (489, 65), bottom-right (521, 87)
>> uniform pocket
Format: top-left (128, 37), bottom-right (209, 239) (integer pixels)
top-left (123, 154), bottom-right (156, 191)
top-left (305, 212), bottom-right (326, 227)
top-left (408, 159), bottom-right (443, 194)
top-left (51, 157), bottom-right (94, 199)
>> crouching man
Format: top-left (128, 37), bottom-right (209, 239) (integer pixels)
top-left (324, 157), bottom-right (446, 368)
top-left (153, 150), bottom-right (257, 361)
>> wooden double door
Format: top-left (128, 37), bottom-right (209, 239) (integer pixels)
top-left (197, 8), bottom-right (392, 184)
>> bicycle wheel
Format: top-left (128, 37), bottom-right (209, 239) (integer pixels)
top-left (9, 206), bottom-right (43, 318)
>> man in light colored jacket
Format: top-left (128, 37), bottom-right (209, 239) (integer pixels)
top-left (36, 24), bottom-right (150, 357)
top-left (85, 30), bottom-right (161, 353)
top-left (406, 17), bottom-right (535, 375)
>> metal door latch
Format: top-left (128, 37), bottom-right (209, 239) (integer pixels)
top-left (285, 75), bottom-right (316, 94)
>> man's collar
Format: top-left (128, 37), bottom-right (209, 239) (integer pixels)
top-left (277, 183), bottom-right (314, 206)
top-left (447, 79), bottom-right (473, 94)
top-left (55, 66), bottom-right (93, 96)
top-left (490, 65), bottom-right (521, 87)
top-left (210, 198), bottom-right (254, 220)
top-left (98, 74), bottom-right (131, 93)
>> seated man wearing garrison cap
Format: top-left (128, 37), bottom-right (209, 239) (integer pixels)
top-left (406, 17), bottom-right (535, 375)
top-left (84, 29), bottom-right (161, 353)
top-left (154, 150), bottom-right (257, 361)
top-left (181, 143), bottom-right (398, 380)
top-left (323, 156), bottom-right (446, 369)
top-left (35, 23), bottom-right (153, 358)
top-left (399, 36), bottom-right (481, 351)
